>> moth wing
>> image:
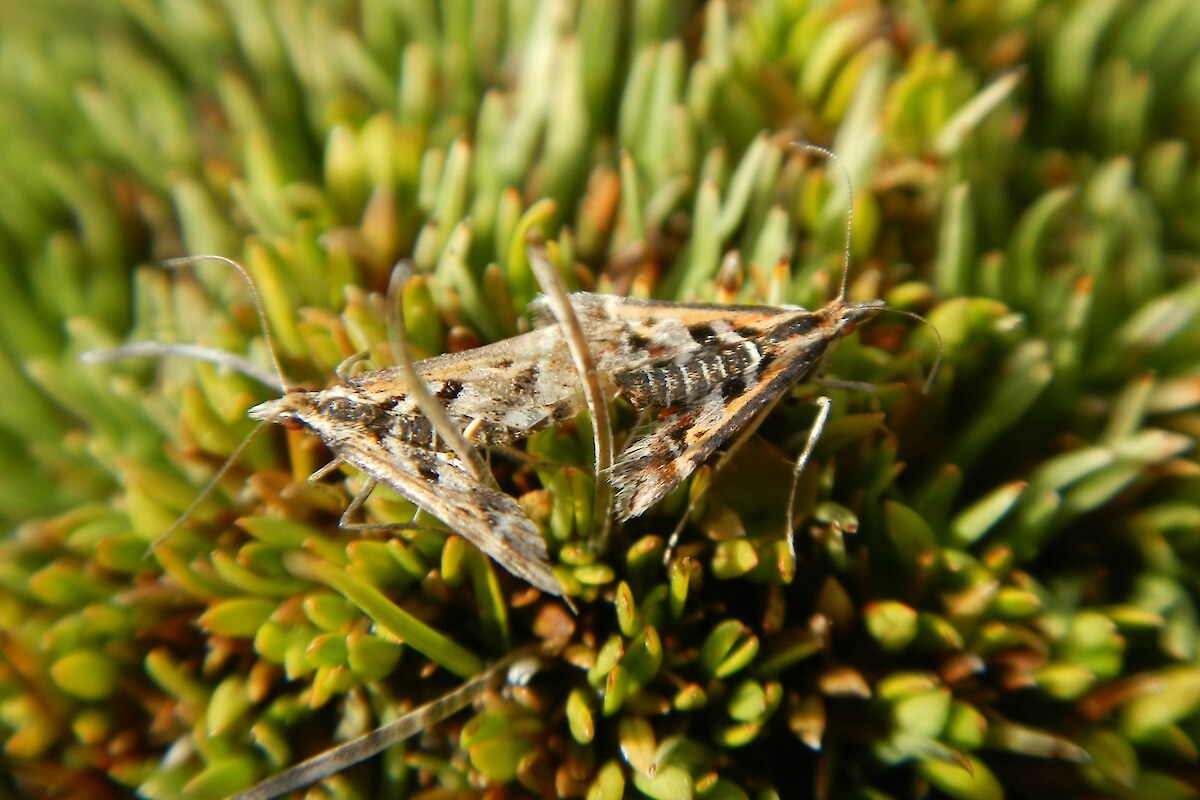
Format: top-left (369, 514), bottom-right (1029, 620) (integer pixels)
top-left (531, 293), bottom-right (800, 377)
top-left (610, 332), bottom-right (827, 520)
top-left (349, 327), bottom-right (586, 445)
top-left (538, 293), bottom-right (797, 331)
top-left (332, 437), bottom-right (561, 596)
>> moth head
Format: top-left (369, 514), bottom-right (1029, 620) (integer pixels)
top-left (248, 390), bottom-right (316, 431)
top-left (838, 299), bottom-right (886, 336)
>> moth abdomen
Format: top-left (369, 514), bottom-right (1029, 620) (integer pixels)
top-left (614, 340), bottom-right (764, 408)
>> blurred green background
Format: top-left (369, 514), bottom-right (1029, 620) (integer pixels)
top-left (2, 1), bottom-right (1199, 798)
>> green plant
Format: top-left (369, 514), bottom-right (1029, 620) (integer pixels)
top-left (2, 2), bottom-right (1198, 798)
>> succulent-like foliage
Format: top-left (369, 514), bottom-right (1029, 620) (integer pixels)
top-left (2, 2), bottom-right (1199, 799)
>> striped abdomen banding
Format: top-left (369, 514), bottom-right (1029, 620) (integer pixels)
top-left (614, 340), bottom-right (764, 408)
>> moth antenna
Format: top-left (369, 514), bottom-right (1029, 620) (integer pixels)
top-left (143, 253), bottom-right (297, 554)
top-left (876, 305), bottom-right (945, 394)
top-left (80, 256), bottom-right (290, 555)
top-left (162, 255), bottom-right (291, 391)
top-left (78, 342), bottom-right (284, 392)
top-left (794, 143), bottom-right (854, 303)
top-left (148, 422), bottom-right (270, 552)
top-left (385, 262), bottom-right (497, 489)
top-left (793, 146), bottom-right (943, 393)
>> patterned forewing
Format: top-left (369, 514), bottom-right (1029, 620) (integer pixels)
top-left (332, 435), bottom-right (561, 595)
top-left (610, 309), bottom-right (835, 519)
top-left (535, 293), bottom-right (799, 373)
top-left (251, 391), bottom-right (561, 595)
top-left (335, 293), bottom-right (805, 451)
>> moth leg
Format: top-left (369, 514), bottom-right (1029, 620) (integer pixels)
top-left (661, 394), bottom-right (832, 566)
top-left (335, 350), bottom-right (371, 381)
top-left (661, 500), bottom-right (689, 567)
top-left (335, 478), bottom-right (426, 533)
top-left (813, 377), bottom-right (875, 393)
top-left (661, 393), bottom-right (787, 565)
top-left (783, 395), bottom-right (832, 558)
top-left (306, 460), bottom-right (377, 527)
top-left (308, 459), bottom-right (343, 482)
top-left (337, 478), bottom-right (376, 528)
top-left (307, 463), bottom-right (405, 531)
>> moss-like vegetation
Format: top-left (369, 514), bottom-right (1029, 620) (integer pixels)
top-left (2, 1), bottom-right (1199, 798)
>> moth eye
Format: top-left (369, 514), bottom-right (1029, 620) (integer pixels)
top-left (283, 416), bottom-right (304, 431)
top-left (320, 396), bottom-right (357, 420)
top-left (319, 396), bottom-right (385, 426)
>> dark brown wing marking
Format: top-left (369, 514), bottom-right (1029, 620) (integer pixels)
top-left (333, 435), bottom-right (560, 596)
top-left (610, 309), bottom-right (836, 519)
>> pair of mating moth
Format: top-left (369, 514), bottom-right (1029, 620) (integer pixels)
top-left (215, 252), bottom-right (929, 799)
top-left (247, 258), bottom-right (888, 598)
top-left (124, 162), bottom-right (936, 800)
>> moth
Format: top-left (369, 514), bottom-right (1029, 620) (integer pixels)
top-left (530, 291), bottom-right (888, 521)
top-left (83, 255), bottom-right (623, 598)
top-left (252, 283), bottom-right (895, 564)
top-left (525, 148), bottom-right (939, 545)
top-left (245, 318), bottom-right (613, 597)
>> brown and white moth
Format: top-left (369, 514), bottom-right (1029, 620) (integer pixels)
top-left (245, 320), bottom-right (605, 597)
top-left (529, 291), bottom-right (886, 520)
top-left (83, 255), bottom-right (617, 598)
